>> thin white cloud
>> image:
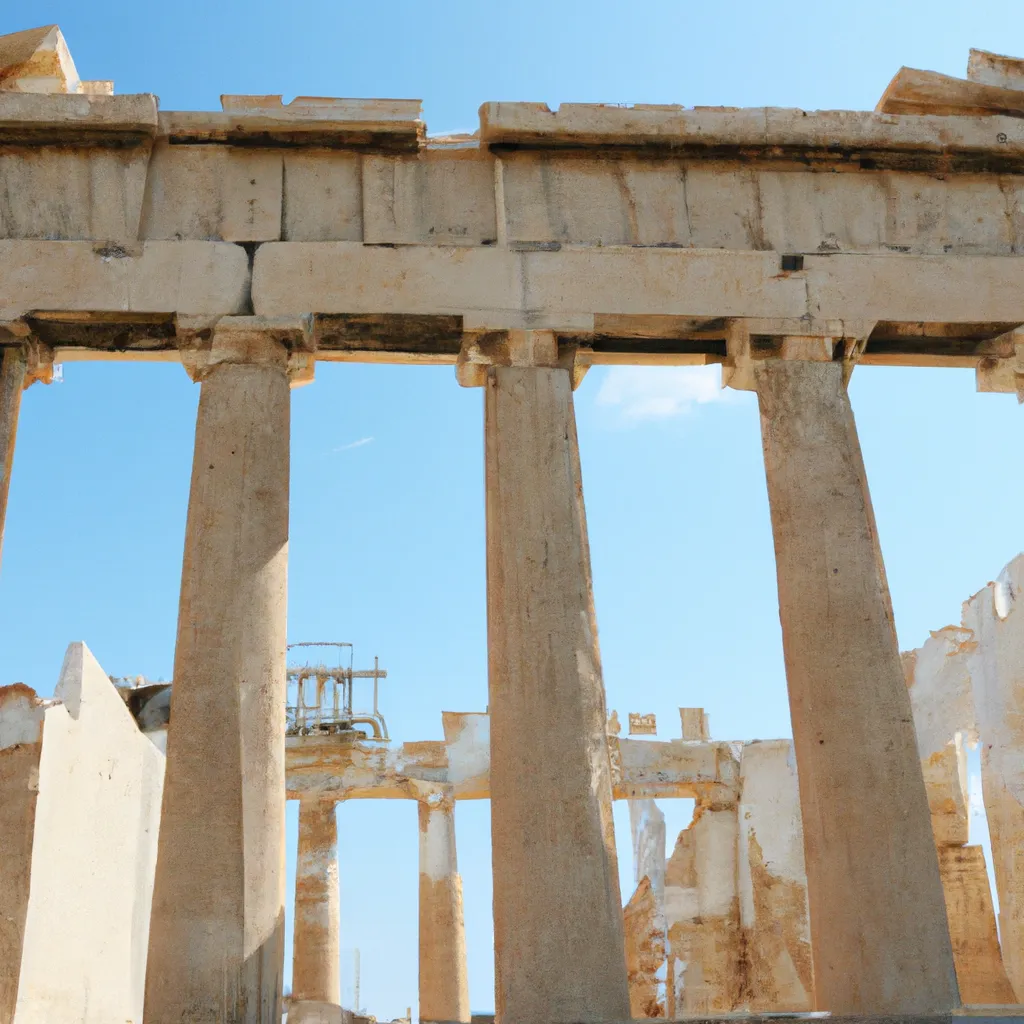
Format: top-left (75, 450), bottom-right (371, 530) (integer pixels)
top-left (333, 436), bottom-right (374, 452)
top-left (594, 365), bottom-right (746, 422)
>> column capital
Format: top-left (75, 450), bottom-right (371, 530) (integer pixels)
top-left (1, 334), bottom-right (57, 390)
top-left (722, 317), bottom-right (875, 392)
top-left (409, 780), bottom-right (456, 811)
top-left (456, 329), bottom-right (588, 389)
top-left (177, 315), bottom-right (315, 386)
top-left (977, 326), bottom-right (1024, 401)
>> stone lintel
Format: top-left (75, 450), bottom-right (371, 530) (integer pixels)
top-left (283, 731), bottom-right (741, 804)
top-left (4, 242), bottom-right (1024, 369)
top-left (0, 241), bottom-right (251, 323)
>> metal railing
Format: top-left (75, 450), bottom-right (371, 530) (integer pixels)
top-left (285, 643), bottom-right (389, 741)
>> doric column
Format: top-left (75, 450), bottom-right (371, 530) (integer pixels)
top-left (293, 797), bottom-right (341, 1006)
top-left (417, 788), bottom-right (470, 1024)
top-left (749, 339), bottom-right (958, 1012)
top-left (460, 329), bottom-right (630, 1024)
top-left (0, 339), bottom-right (52, 573)
top-left (145, 318), bottom-right (311, 1023)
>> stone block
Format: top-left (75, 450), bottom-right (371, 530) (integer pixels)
top-left (8, 643), bottom-right (164, 1024)
top-left (141, 143), bottom-right (282, 241)
top-left (0, 240), bottom-right (250, 318)
top-left (363, 151), bottom-right (496, 245)
top-left (0, 147), bottom-right (149, 240)
top-left (283, 151), bottom-right (362, 241)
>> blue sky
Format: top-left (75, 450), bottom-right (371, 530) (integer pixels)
top-left (2, 0), bottom-right (1024, 1017)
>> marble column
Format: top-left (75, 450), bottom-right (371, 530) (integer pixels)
top-left (145, 327), bottom-right (293, 1023)
top-left (479, 331), bottom-right (630, 1024)
top-left (0, 346), bottom-right (26, 574)
top-left (418, 790), bottom-right (470, 1023)
top-left (754, 354), bottom-right (958, 1012)
top-left (293, 798), bottom-right (341, 1006)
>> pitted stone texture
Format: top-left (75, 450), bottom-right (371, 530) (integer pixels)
top-left (145, 352), bottom-right (290, 1023)
top-left (418, 792), bottom-right (470, 1023)
top-left (485, 363), bottom-right (629, 1023)
top-left (756, 358), bottom-right (958, 1012)
top-left (293, 799), bottom-right (341, 1006)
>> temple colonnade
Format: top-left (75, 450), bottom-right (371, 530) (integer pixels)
top-left (7, 35), bottom-right (1024, 1019)
top-left (0, 319), bottom-right (963, 1020)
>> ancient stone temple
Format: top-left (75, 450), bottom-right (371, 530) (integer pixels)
top-left (4, 20), bottom-right (1024, 1024)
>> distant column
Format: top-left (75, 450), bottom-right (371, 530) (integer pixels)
top-left (145, 324), bottom-right (300, 1023)
top-left (754, 353), bottom-right (959, 1012)
top-left (418, 789), bottom-right (470, 1023)
top-left (293, 798), bottom-right (341, 1006)
top-left (471, 330), bottom-right (630, 1024)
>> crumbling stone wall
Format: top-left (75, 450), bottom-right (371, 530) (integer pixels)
top-left (0, 644), bottom-right (164, 1024)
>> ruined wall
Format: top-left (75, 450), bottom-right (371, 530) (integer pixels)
top-left (0, 685), bottom-right (45, 1023)
top-left (624, 801), bottom-right (666, 1017)
top-left (666, 805), bottom-right (743, 1013)
top-left (962, 556), bottom-right (1024, 1001)
top-left (736, 741), bottom-right (813, 1011)
top-left (904, 581), bottom-right (1019, 1004)
top-left (623, 876), bottom-right (665, 1018)
top-left (939, 845), bottom-right (1016, 1005)
top-left (660, 740), bottom-right (811, 1014)
top-left (622, 730), bottom-right (809, 1015)
top-left (10, 643), bottom-right (164, 1024)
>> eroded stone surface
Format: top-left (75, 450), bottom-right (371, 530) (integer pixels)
top-left (3, 22), bottom-right (1024, 1023)
top-left (3, 645), bottom-right (163, 1024)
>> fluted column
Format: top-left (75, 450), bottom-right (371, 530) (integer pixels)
top-left (293, 797), bottom-right (341, 1006)
top-left (466, 329), bottom-right (630, 1024)
top-left (418, 789), bottom-right (470, 1023)
top-left (753, 351), bottom-right (958, 1012)
top-left (145, 322), bottom-right (307, 1023)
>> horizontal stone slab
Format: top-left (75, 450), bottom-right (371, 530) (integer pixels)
top-left (285, 729), bottom-right (741, 803)
top-left (158, 101), bottom-right (423, 152)
top-left (251, 243), bottom-right (807, 320)
top-left (2, 240), bottom-right (1022, 370)
top-left (3, 140), bottom-right (1024, 256)
top-left (0, 92), bottom-right (157, 145)
top-left (480, 102), bottom-right (1024, 169)
top-left (454, 1015), bottom-right (995, 1024)
top-left (0, 240), bottom-right (250, 319)
top-left (253, 242), bottom-right (1024, 327)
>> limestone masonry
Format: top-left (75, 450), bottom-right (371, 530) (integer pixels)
top-left (3, 21), bottom-right (1024, 1024)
